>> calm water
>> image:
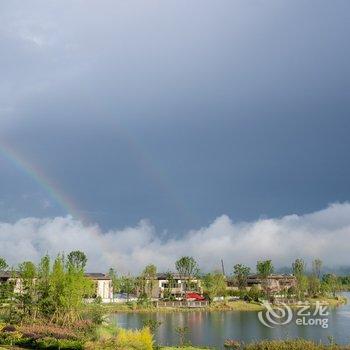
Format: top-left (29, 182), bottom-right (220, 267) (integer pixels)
top-left (110, 293), bottom-right (350, 348)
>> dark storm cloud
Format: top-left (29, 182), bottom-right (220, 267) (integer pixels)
top-left (0, 1), bottom-right (349, 232)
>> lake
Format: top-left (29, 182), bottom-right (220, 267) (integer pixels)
top-left (110, 293), bottom-right (350, 348)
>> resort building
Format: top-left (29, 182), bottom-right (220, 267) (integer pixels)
top-left (246, 274), bottom-right (297, 293)
top-left (85, 273), bottom-right (114, 302)
top-left (137, 273), bottom-right (203, 300)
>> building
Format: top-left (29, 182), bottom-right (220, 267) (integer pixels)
top-left (85, 273), bottom-right (114, 302)
top-left (246, 274), bottom-right (297, 293)
top-left (137, 273), bottom-right (203, 300)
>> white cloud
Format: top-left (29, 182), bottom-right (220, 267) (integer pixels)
top-left (1, 202), bottom-right (350, 274)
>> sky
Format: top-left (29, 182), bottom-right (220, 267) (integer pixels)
top-left (0, 1), bottom-right (350, 272)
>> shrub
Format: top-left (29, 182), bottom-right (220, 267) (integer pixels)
top-left (85, 327), bottom-right (154, 350)
top-left (243, 339), bottom-right (343, 350)
top-left (35, 336), bottom-right (84, 349)
top-left (117, 327), bottom-right (154, 350)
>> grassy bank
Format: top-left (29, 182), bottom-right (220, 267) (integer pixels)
top-left (100, 296), bottom-right (345, 314)
top-left (100, 300), bottom-right (264, 314)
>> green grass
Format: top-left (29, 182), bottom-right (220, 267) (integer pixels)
top-left (161, 347), bottom-right (211, 350)
top-left (101, 300), bottom-right (264, 314)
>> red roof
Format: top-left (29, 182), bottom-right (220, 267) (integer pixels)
top-left (186, 292), bottom-right (205, 301)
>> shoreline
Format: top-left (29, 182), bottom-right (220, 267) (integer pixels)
top-left (101, 296), bottom-right (346, 314)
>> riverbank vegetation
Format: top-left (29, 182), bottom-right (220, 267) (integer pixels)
top-left (0, 252), bottom-right (348, 349)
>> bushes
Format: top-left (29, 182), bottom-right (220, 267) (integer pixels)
top-left (118, 327), bottom-right (154, 350)
top-left (243, 339), bottom-right (348, 350)
top-left (86, 326), bottom-right (154, 350)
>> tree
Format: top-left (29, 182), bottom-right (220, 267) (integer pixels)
top-left (108, 268), bottom-right (121, 295)
top-left (292, 259), bottom-right (307, 300)
top-left (202, 272), bottom-right (227, 303)
top-left (67, 250), bottom-right (87, 271)
top-left (0, 257), bottom-right (8, 271)
top-left (50, 253), bottom-right (94, 324)
top-left (175, 256), bottom-right (199, 296)
top-left (142, 264), bottom-right (157, 299)
top-left (37, 255), bottom-right (54, 317)
top-left (322, 274), bottom-right (340, 298)
top-left (121, 275), bottom-right (136, 302)
top-left (17, 261), bottom-right (38, 319)
top-left (292, 258), bottom-right (306, 277)
top-left (164, 271), bottom-right (175, 300)
top-left (312, 258), bottom-right (322, 280)
top-left (233, 264), bottom-right (251, 290)
top-left (256, 260), bottom-right (274, 299)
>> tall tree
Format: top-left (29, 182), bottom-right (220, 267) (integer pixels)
top-left (233, 264), bottom-right (251, 290)
top-left (202, 272), bottom-right (227, 303)
top-left (292, 258), bottom-right (307, 300)
top-left (175, 256), bottom-right (199, 296)
top-left (0, 257), bottom-right (8, 271)
top-left (256, 260), bottom-right (274, 299)
top-left (312, 258), bottom-right (323, 279)
top-left (17, 261), bottom-right (38, 319)
top-left (108, 268), bottom-right (121, 295)
top-left (142, 264), bottom-right (157, 299)
top-left (67, 250), bottom-right (87, 271)
top-left (121, 275), bottom-right (136, 302)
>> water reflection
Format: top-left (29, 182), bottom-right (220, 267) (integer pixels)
top-left (110, 293), bottom-right (350, 348)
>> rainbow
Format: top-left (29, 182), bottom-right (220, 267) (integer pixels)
top-left (0, 140), bottom-right (86, 222)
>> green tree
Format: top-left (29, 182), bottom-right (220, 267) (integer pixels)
top-left (202, 272), bottom-right (227, 303)
top-left (175, 256), bottom-right (199, 296)
top-left (256, 260), bottom-right (274, 299)
top-left (50, 253), bottom-right (94, 324)
top-left (108, 268), bottom-right (121, 295)
top-left (121, 275), bottom-right (136, 302)
top-left (17, 261), bottom-right (38, 319)
top-left (0, 257), bottom-right (8, 271)
top-left (292, 258), bottom-right (307, 300)
top-left (233, 264), bottom-right (251, 290)
top-left (312, 258), bottom-right (322, 280)
top-left (37, 255), bottom-right (54, 317)
top-left (322, 274), bottom-right (340, 298)
top-left (142, 264), bottom-right (157, 299)
top-left (164, 271), bottom-right (175, 300)
top-left (67, 250), bottom-right (87, 271)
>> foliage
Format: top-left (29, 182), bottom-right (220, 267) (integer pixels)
top-left (247, 285), bottom-right (262, 302)
top-left (143, 319), bottom-right (161, 334)
top-left (86, 326), bottom-right (154, 350)
top-left (243, 339), bottom-right (349, 350)
top-left (108, 268), bottom-right (121, 294)
top-left (322, 274), bottom-right (341, 297)
top-left (256, 260), bottom-right (274, 298)
top-left (292, 259), bottom-right (308, 300)
top-left (175, 257), bottom-right (199, 278)
top-left (67, 251), bottom-right (87, 271)
top-left (233, 264), bottom-right (251, 290)
top-left (292, 259), bottom-right (306, 277)
top-left (118, 327), bottom-right (154, 350)
top-left (175, 326), bottom-right (190, 346)
top-left (256, 260), bottom-right (273, 279)
top-left (312, 259), bottom-right (322, 279)
top-left (142, 264), bottom-right (157, 299)
top-left (0, 251), bottom-right (95, 326)
top-left (0, 258), bottom-right (7, 271)
top-left (120, 275), bottom-right (136, 301)
top-left (163, 272), bottom-right (176, 300)
top-left (202, 272), bottom-right (227, 302)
